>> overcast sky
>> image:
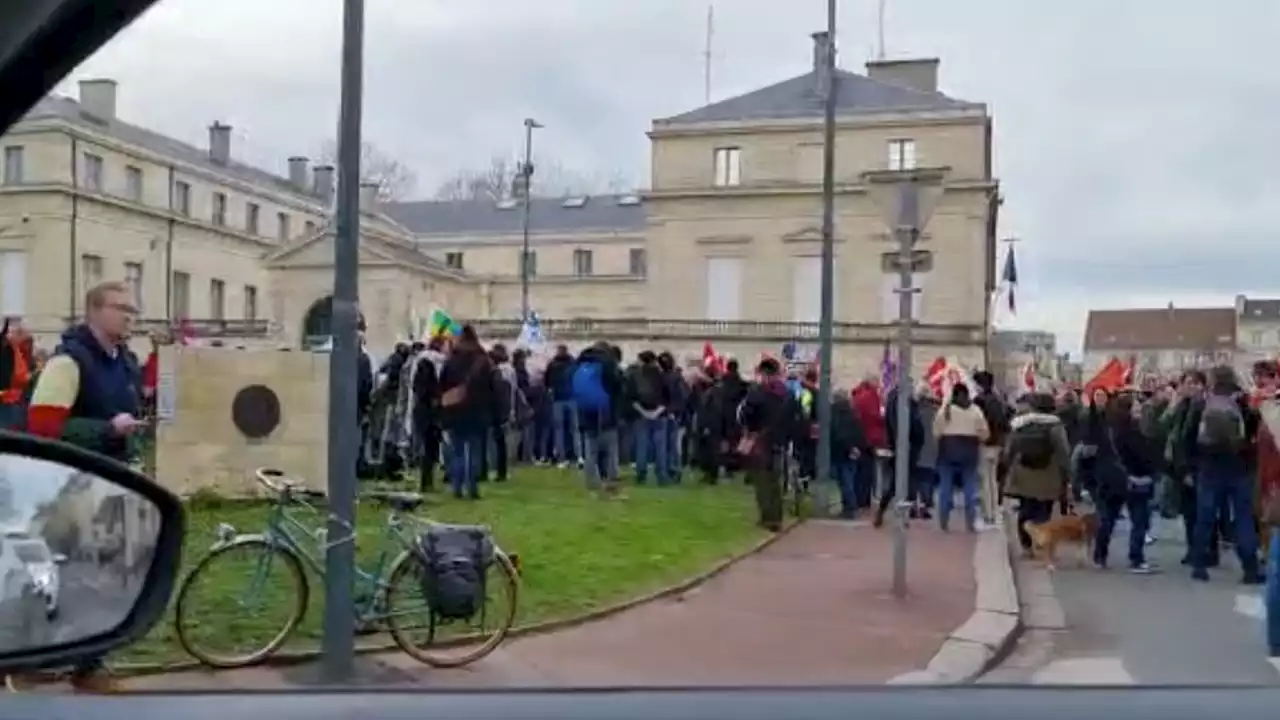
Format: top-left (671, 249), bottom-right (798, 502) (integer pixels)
top-left (60, 0), bottom-right (1280, 354)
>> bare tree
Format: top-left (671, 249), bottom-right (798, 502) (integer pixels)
top-left (315, 141), bottom-right (418, 202)
top-left (433, 154), bottom-right (632, 201)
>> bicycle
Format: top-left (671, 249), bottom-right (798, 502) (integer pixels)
top-left (781, 442), bottom-right (808, 518)
top-left (173, 468), bottom-right (520, 670)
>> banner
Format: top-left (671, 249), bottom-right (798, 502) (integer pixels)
top-left (427, 307), bottom-right (461, 338)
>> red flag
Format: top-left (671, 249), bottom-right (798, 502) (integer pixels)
top-left (702, 342), bottom-right (725, 375)
top-left (1122, 354), bottom-right (1137, 386)
top-left (1021, 361), bottom-right (1037, 393)
top-left (1084, 357), bottom-right (1127, 397)
top-left (924, 356), bottom-right (948, 398)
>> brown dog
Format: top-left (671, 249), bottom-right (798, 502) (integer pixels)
top-left (1022, 512), bottom-right (1099, 570)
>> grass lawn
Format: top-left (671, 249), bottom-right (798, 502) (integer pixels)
top-left (116, 467), bottom-right (766, 666)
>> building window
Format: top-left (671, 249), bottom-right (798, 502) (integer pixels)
top-left (173, 181), bottom-right (191, 216)
top-left (245, 202), bottom-right (260, 234)
top-left (1252, 331), bottom-right (1263, 347)
top-left (712, 147), bottom-right (741, 187)
top-left (211, 192), bottom-right (227, 226)
top-left (124, 165), bottom-right (144, 202)
top-left (704, 257), bottom-right (743, 321)
top-left (518, 250), bottom-right (537, 278)
top-left (277, 212), bottom-right (291, 240)
top-left (209, 279), bottom-right (226, 320)
top-left (629, 248), bottom-right (647, 277)
top-left (2, 146), bottom-right (23, 185)
top-left (171, 271), bottom-right (191, 318)
top-left (304, 220), bottom-right (317, 236)
top-left (573, 249), bottom-right (593, 277)
top-left (887, 139), bottom-right (917, 171)
top-left (445, 252), bottom-right (464, 270)
top-left (124, 262), bottom-right (143, 314)
top-left (82, 152), bottom-right (104, 191)
top-left (0, 251), bottom-right (26, 316)
top-left (80, 254), bottom-right (104, 295)
top-left (243, 285), bottom-right (258, 321)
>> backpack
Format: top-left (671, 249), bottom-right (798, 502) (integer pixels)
top-left (1012, 422), bottom-right (1055, 470)
top-left (572, 361), bottom-right (610, 414)
top-left (1197, 394), bottom-right (1245, 452)
top-left (416, 524), bottom-right (494, 621)
top-left (633, 366), bottom-right (663, 409)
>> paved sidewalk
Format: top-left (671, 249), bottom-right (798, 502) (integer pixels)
top-left (123, 521), bottom-right (976, 690)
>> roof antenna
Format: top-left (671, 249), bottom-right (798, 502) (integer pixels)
top-left (876, 0), bottom-right (887, 60)
top-left (703, 4), bottom-right (715, 105)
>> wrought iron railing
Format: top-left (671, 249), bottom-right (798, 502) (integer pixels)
top-left (465, 317), bottom-right (984, 345)
top-left (63, 317), bottom-right (273, 338)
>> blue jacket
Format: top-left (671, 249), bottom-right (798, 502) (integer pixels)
top-left (55, 325), bottom-right (142, 461)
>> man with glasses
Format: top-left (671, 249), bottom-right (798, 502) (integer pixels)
top-left (21, 280), bottom-right (146, 692)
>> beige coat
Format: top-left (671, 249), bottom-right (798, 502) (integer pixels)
top-left (1002, 412), bottom-right (1072, 502)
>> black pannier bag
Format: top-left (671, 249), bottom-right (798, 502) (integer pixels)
top-left (417, 524), bottom-right (495, 621)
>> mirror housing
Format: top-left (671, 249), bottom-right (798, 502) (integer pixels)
top-left (51, 554), bottom-right (67, 565)
top-left (0, 430), bottom-right (183, 673)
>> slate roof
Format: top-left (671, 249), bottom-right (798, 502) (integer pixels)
top-left (383, 195), bottom-right (646, 238)
top-left (656, 69), bottom-right (980, 125)
top-left (20, 94), bottom-right (322, 205)
top-left (1083, 308), bottom-right (1237, 352)
top-left (1239, 298), bottom-right (1280, 321)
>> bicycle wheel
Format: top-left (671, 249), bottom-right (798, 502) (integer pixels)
top-left (384, 548), bottom-right (519, 668)
top-left (174, 537), bottom-right (309, 668)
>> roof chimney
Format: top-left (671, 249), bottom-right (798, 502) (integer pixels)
top-left (287, 156), bottom-right (309, 190)
top-left (865, 58), bottom-right (940, 93)
top-left (78, 79), bottom-right (117, 120)
top-left (208, 122), bottom-right (232, 164)
top-left (312, 165), bottom-right (335, 204)
top-left (811, 31), bottom-right (832, 95)
top-left (359, 182), bottom-right (379, 211)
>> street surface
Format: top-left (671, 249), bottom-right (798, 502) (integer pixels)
top-left (126, 521), bottom-right (978, 690)
top-left (983, 516), bottom-right (1280, 685)
top-left (0, 560), bottom-right (140, 652)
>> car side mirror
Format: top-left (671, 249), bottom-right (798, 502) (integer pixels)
top-left (0, 430), bottom-right (183, 673)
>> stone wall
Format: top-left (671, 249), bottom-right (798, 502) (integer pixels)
top-left (154, 346), bottom-right (329, 497)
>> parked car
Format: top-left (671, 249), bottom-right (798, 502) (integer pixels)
top-left (4, 532), bottom-right (65, 619)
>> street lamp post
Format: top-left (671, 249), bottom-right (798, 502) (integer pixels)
top-left (518, 118), bottom-right (543, 322)
top-left (864, 168), bottom-right (945, 599)
top-left (321, 0), bottom-right (365, 683)
top-left (812, 0), bottom-right (839, 519)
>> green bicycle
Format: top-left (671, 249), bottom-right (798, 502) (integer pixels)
top-left (172, 468), bottom-right (520, 670)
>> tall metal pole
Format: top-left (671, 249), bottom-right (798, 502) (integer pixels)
top-left (519, 118), bottom-right (540, 321)
top-left (322, 0), bottom-right (364, 683)
top-left (892, 183), bottom-right (920, 599)
top-left (813, 1), bottom-right (839, 518)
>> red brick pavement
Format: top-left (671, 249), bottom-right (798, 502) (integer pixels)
top-left (122, 521), bottom-right (976, 691)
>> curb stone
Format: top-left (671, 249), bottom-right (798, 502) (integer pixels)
top-left (109, 519), bottom-right (803, 679)
top-left (888, 516), bottom-right (1023, 685)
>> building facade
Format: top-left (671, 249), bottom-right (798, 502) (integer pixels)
top-left (1082, 306), bottom-right (1236, 378)
top-left (1235, 294), bottom-right (1280, 372)
top-left (2, 34), bottom-right (1000, 377)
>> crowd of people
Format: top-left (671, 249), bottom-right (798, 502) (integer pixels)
top-left (363, 328), bottom-right (1280, 598)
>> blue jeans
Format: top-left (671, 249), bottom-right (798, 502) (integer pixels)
top-left (1266, 527), bottom-right (1280, 655)
top-left (666, 417), bottom-right (683, 480)
top-left (582, 429), bottom-right (620, 489)
top-left (833, 458), bottom-right (857, 516)
top-left (1192, 460), bottom-right (1259, 575)
top-left (445, 429), bottom-right (485, 497)
top-left (936, 461), bottom-right (979, 531)
top-left (552, 400), bottom-right (581, 463)
top-left (634, 416), bottom-right (670, 485)
top-left (1095, 483), bottom-right (1152, 567)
